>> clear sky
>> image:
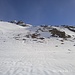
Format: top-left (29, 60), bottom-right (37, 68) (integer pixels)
top-left (0, 0), bottom-right (75, 26)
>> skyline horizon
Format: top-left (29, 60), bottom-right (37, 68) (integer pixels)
top-left (1, 20), bottom-right (75, 26)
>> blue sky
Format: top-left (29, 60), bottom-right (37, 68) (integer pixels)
top-left (0, 0), bottom-right (75, 25)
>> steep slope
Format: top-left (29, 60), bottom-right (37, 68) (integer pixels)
top-left (0, 21), bottom-right (23, 32)
top-left (0, 21), bottom-right (75, 75)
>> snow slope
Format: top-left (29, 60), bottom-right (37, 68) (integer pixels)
top-left (0, 21), bottom-right (75, 75)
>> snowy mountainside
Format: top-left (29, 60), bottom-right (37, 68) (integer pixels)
top-left (0, 21), bottom-right (75, 75)
top-left (0, 21), bottom-right (23, 31)
top-left (13, 24), bottom-right (75, 43)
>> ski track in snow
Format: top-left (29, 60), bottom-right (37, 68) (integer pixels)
top-left (0, 22), bottom-right (75, 75)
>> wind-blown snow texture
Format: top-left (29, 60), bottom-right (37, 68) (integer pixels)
top-left (0, 21), bottom-right (75, 75)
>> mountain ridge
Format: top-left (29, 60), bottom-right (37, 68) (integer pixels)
top-left (0, 21), bottom-right (75, 75)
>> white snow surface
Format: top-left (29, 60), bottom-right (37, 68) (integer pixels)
top-left (0, 21), bottom-right (75, 75)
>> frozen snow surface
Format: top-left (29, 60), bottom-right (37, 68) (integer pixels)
top-left (0, 21), bottom-right (75, 75)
